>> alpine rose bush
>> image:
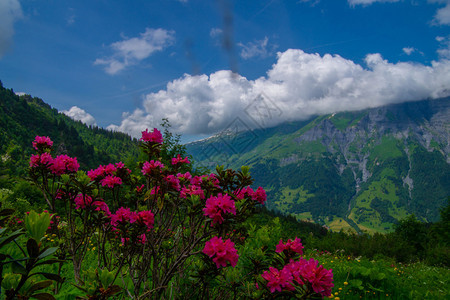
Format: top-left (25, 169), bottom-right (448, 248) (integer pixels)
top-left (203, 193), bottom-right (236, 225)
top-left (140, 128), bottom-right (163, 143)
top-left (259, 238), bottom-right (334, 298)
top-left (27, 129), bottom-right (331, 299)
top-left (203, 236), bottom-right (239, 268)
top-left (276, 237), bottom-right (304, 255)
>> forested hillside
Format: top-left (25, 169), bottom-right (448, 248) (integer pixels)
top-left (0, 81), bottom-right (140, 178)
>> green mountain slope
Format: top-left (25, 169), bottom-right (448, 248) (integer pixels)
top-left (0, 81), bottom-right (140, 179)
top-left (187, 98), bottom-right (450, 233)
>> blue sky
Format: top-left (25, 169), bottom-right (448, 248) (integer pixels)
top-left (1, 0), bottom-right (449, 142)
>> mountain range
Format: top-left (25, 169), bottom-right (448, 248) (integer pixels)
top-left (186, 98), bottom-right (450, 233)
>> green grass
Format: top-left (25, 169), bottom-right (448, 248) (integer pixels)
top-left (308, 250), bottom-right (450, 299)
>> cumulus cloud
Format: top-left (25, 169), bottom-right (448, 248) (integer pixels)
top-left (431, 0), bottom-right (450, 25)
top-left (238, 37), bottom-right (277, 60)
top-left (108, 49), bottom-right (450, 137)
top-left (94, 28), bottom-right (175, 75)
top-left (62, 106), bottom-right (97, 127)
top-left (0, 0), bottom-right (22, 58)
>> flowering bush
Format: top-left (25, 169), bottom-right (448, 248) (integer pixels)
top-left (24, 130), bottom-right (332, 299)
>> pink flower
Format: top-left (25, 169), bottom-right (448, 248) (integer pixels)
top-left (177, 172), bottom-right (192, 181)
top-left (101, 175), bottom-right (122, 188)
top-left (287, 258), bottom-right (334, 297)
top-left (202, 174), bottom-right (220, 188)
top-left (171, 154), bottom-right (190, 165)
top-left (165, 174), bottom-right (181, 191)
top-left (32, 136), bottom-right (53, 151)
top-left (29, 153), bottom-right (53, 168)
top-left (50, 155), bottom-right (79, 175)
top-left (275, 238), bottom-right (304, 255)
top-left (180, 185), bottom-right (205, 199)
top-left (88, 165), bottom-right (106, 181)
top-left (138, 233), bottom-right (147, 244)
top-left (203, 236), bottom-right (239, 268)
top-left (137, 210), bottom-right (154, 230)
top-left (111, 207), bottom-right (138, 227)
top-left (140, 128), bottom-right (163, 144)
top-left (234, 186), bottom-right (254, 200)
top-left (142, 160), bottom-right (164, 176)
top-left (136, 184), bottom-right (145, 193)
top-left (93, 201), bottom-right (111, 216)
top-left (115, 162), bottom-right (132, 175)
top-left (252, 187), bottom-right (267, 204)
top-left (150, 186), bottom-right (160, 195)
top-left (203, 193), bottom-right (236, 225)
top-left (74, 194), bottom-right (94, 209)
top-left (104, 163), bottom-right (117, 175)
top-left (261, 267), bottom-right (294, 293)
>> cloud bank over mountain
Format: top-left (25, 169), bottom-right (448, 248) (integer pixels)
top-left (62, 106), bottom-right (97, 127)
top-left (108, 49), bottom-right (450, 137)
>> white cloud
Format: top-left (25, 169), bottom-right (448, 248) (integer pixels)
top-left (238, 37), bottom-right (277, 60)
top-left (210, 28), bottom-right (223, 38)
top-left (436, 35), bottom-right (450, 58)
top-left (94, 28), bottom-right (175, 75)
top-left (402, 47), bottom-right (416, 55)
top-left (432, 0), bottom-right (450, 25)
top-left (108, 49), bottom-right (450, 137)
top-left (0, 0), bottom-right (22, 58)
top-left (347, 0), bottom-right (400, 6)
top-left (62, 106), bottom-right (97, 127)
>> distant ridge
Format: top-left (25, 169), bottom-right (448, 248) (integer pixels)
top-left (186, 98), bottom-right (450, 233)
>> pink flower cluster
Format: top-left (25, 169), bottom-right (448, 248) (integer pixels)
top-left (191, 173), bottom-right (220, 188)
top-left (101, 175), bottom-right (123, 188)
top-left (235, 186), bottom-right (267, 204)
top-left (74, 194), bottom-right (110, 215)
top-left (261, 258), bottom-right (334, 297)
top-left (88, 162), bottom-right (130, 182)
top-left (32, 136), bottom-right (53, 151)
top-left (203, 236), bottom-right (239, 268)
top-left (50, 155), bottom-right (80, 175)
top-left (29, 153), bottom-right (53, 168)
top-left (177, 172), bottom-right (192, 181)
top-left (180, 185), bottom-right (205, 199)
top-left (140, 128), bottom-right (163, 144)
top-left (203, 193), bottom-right (236, 225)
top-left (141, 160), bottom-right (164, 176)
top-left (87, 162), bottom-right (130, 190)
top-left (165, 174), bottom-right (181, 191)
top-left (30, 153), bottom-right (79, 175)
top-left (171, 154), bottom-right (190, 165)
top-left (110, 207), bottom-right (154, 231)
top-left (275, 238), bottom-right (304, 255)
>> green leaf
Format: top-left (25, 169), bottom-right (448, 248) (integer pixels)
top-left (11, 261), bottom-right (27, 275)
top-left (99, 269), bottom-right (115, 288)
top-left (106, 285), bottom-right (122, 296)
top-left (0, 229), bottom-right (24, 249)
top-left (33, 272), bottom-right (64, 283)
top-left (27, 238), bottom-right (40, 258)
top-left (25, 211), bottom-right (51, 241)
top-left (38, 247), bottom-right (58, 260)
top-left (34, 259), bottom-right (65, 268)
top-left (30, 292), bottom-right (56, 300)
top-left (27, 280), bottom-right (53, 294)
